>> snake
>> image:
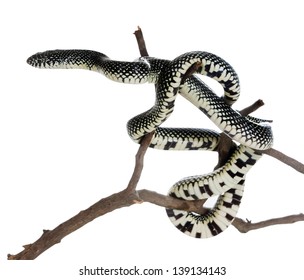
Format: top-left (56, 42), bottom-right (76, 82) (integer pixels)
top-left (27, 49), bottom-right (273, 238)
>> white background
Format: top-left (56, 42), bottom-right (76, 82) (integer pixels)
top-left (1, 0), bottom-right (304, 279)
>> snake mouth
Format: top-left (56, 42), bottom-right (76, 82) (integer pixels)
top-left (26, 52), bottom-right (51, 68)
top-left (26, 54), bottom-right (37, 67)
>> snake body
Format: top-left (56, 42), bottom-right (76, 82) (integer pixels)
top-left (166, 144), bottom-right (262, 238)
top-left (27, 49), bottom-right (273, 238)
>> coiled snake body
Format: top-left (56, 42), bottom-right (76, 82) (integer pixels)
top-left (27, 49), bottom-right (273, 238)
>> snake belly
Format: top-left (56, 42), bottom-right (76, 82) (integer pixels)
top-left (27, 49), bottom-right (273, 238)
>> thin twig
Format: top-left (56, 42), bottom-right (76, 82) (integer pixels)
top-left (232, 214), bottom-right (304, 233)
top-left (134, 26), bottom-right (149, 56)
top-left (263, 148), bottom-right (304, 174)
top-left (239, 99), bottom-right (266, 116)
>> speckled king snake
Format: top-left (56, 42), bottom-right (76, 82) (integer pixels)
top-left (27, 49), bottom-right (273, 238)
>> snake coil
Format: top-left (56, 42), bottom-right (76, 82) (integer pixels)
top-left (27, 49), bottom-right (273, 238)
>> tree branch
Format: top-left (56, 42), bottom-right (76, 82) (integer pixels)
top-left (232, 214), bottom-right (304, 233)
top-left (263, 148), bottom-right (304, 174)
top-left (134, 26), bottom-right (149, 57)
top-left (126, 132), bottom-right (154, 194)
top-left (8, 190), bottom-right (136, 260)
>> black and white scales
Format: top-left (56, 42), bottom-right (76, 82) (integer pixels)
top-left (27, 49), bottom-right (273, 238)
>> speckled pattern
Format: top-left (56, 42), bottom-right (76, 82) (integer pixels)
top-left (27, 49), bottom-right (273, 238)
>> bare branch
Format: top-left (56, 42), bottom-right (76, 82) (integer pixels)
top-left (238, 99), bottom-right (266, 116)
top-left (232, 214), bottom-right (304, 233)
top-left (126, 132), bottom-right (154, 194)
top-left (138, 189), bottom-right (208, 215)
top-left (8, 189), bottom-right (135, 260)
top-left (134, 26), bottom-right (149, 57)
top-left (263, 148), bottom-right (304, 174)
